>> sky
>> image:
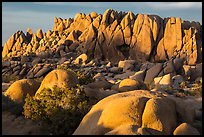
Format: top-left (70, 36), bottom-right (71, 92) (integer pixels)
top-left (2, 2), bottom-right (202, 45)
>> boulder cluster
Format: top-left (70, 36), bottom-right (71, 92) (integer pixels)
top-left (2, 58), bottom-right (202, 135)
top-left (2, 9), bottom-right (202, 135)
top-left (74, 90), bottom-right (201, 135)
top-left (2, 9), bottom-right (202, 65)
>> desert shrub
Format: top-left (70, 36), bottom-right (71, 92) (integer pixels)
top-left (23, 85), bottom-right (92, 135)
top-left (57, 66), bottom-right (94, 85)
top-left (57, 65), bottom-right (75, 72)
top-left (75, 71), bottom-right (94, 85)
top-left (57, 65), bottom-right (65, 69)
top-left (2, 94), bottom-right (23, 116)
top-left (179, 80), bottom-right (202, 97)
top-left (187, 84), bottom-right (202, 97)
top-left (179, 81), bottom-right (190, 88)
top-left (51, 36), bottom-right (56, 42)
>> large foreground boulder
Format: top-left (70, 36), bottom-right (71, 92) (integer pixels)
top-left (142, 98), bottom-right (177, 135)
top-left (73, 90), bottom-right (158, 135)
top-left (73, 90), bottom-right (200, 135)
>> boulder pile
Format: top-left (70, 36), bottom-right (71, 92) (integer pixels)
top-left (2, 9), bottom-right (202, 65)
top-left (2, 9), bottom-right (202, 135)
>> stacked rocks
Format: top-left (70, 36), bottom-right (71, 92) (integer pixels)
top-left (2, 9), bottom-right (202, 66)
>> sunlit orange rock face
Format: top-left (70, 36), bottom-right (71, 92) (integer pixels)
top-left (73, 90), bottom-right (200, 135)
top-left (2, 9), bottom-right (202, 65)
top-left (4, 79), bottom-right (40, 103)
top-left (35, 69), bottom-right (79, 97)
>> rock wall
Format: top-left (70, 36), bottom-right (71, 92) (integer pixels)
top-left (2, 9), bottom-right (202, 65)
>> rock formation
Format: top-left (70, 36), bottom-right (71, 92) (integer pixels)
top-left (2, 9), bottom-right (202, 135)
top-left (73, 90), bottom-right (201, 135)
top-left (2, 9), bottom-right (202, 65)
top-left (4, 79), bottom-right (40, 103)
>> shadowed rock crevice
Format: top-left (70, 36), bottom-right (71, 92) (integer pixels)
top-left (116, 44), bottom-right (130, 60)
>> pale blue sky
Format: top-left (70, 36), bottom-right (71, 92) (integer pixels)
top-left (2, 2), bottom-right (202, 45)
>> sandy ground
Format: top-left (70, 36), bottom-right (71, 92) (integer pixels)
top-left (2, 111), bottom-right (48, 135)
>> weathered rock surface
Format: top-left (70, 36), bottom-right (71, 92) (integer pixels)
top-left (2, 9), bottom-right (202, 66)
top-left (4, 79), bottom-right (40, 103)
top-left (86, 80), bottom-right (113, 90)
top-left (142, 97), bottom-right (177, 135)
top-left (35, 69), bottom-right (79, 97)
top-left (105, 124), bottom-right (139, 135)
top-left (1, 9), bottom-right (202, 136)
top-left (144, 63), bottom-right (163, 84)
top-left (73, 90), bottom-right (200, 135)
top-left (118, 78), bottom-right (146, 92)
top-left (129, 70), bottom-right (146, 82)
top-left (173, 123), bottom-right (200, 135)
top-left (73, 90), bottom-right (156, 135)
top-left (74, 53), bottom-right (88, 65)
top-left (2, 83), bottom-right (12, 92)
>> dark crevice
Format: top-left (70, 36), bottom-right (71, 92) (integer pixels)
top-left (116, 44), bottom-right (130, 59)
top-left (149, 16), bottom-right (163, 62)
top-left (88, 40), bottom-right (96, 61)
top-left (162, 18), bottom-right (169, 61)
top-left (87, 25), bottom-right (98, 61)
top-left (76, 30), bottom-right (82, 39)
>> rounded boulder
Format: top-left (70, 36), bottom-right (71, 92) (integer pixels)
top-left (173, 123), bottom-right (200, 135)
top-left (35, 69), bottom-right (79, 96)
top-left (142, 98), bottom-right (177, 135)
top-left (74, 53), bottom-right (88, 65)
top-left (4, 79), bottom-right (40, 103)
top-left (119, 78), bottom-right (146, 92)
top-left (73, 90), bottom-right (155, 135)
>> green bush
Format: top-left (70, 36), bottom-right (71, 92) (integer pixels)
top-left (179, 81), bottom-right (202, 97)
top-left (76, 71), bottom-right (94, 85)
top-left (23, 85), bottom-right (92, 135)
top-left (57, 66), bottom-right (94, 85)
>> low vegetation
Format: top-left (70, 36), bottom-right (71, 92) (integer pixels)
top-left (179, 80), bottom-right (202, 97)
top-left (151, 80), bottom-right (202, 97)
top-left (57, 65), bottom-right (95, 85)
top-left (23, 85), bottom-right (94, 135)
